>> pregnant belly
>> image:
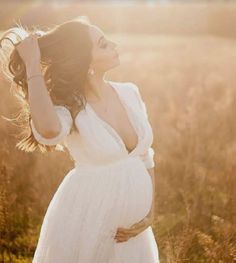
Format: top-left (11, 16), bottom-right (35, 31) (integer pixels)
top-left (110, 157), bottom-right (153, 229)
top-left (72, 155), bottom-right (153, 236)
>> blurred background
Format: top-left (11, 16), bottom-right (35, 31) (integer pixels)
top-left (0, 0), bottom-right (236, 262)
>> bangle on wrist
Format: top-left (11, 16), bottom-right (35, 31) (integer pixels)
top-left (27, 74), bottom-right (43, 82)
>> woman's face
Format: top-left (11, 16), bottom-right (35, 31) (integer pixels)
top-left (89, 25), bottom-right (120, 73)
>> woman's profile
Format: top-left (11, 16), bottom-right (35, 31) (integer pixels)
top-left (0, 16), bottom-right (160, 262)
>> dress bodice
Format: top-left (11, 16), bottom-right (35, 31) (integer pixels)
top-left (30, 81), bottom-right (155, 169)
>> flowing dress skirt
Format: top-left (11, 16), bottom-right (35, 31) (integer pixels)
top-left (32, 155), bottom-right (160, 263)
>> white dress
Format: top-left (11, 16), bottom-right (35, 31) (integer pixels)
top-left (30, 81), bottom-right (160, 263)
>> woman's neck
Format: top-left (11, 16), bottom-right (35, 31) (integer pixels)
top-left (84, 73), bottom-right (108, 102)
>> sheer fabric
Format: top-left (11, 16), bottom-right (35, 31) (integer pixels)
top-left (31, 81), bottom-right (159, 263)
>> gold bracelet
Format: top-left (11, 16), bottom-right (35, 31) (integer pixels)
top-left (27, 74), bottom-right (43, 82)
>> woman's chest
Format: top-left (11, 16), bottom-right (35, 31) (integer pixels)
top-left (87, 96), bottom-right (139, 153)
top-left (65, 83), bottom-right (154, 165)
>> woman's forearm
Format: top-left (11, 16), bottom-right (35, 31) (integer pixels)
top-left (26, 61), bottom-right (62, 138)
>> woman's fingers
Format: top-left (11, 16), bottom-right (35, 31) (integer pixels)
top-left (114, 227), bottom-right (135, 242)
top-left (115, 237), bottom-right (129, 243)
top-left (115, 228), bottom-right (136, 238)
top-left (114, 216), bottom-right (152, 243)
top-left (115, 226), bottom-right (142, 239)
top-left (117, 222), bottom-right (145, 234)
top-left (114, 232), bottom-right (131, 242)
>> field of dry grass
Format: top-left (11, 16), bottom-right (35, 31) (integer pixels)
top-left (0, 3), bottom-right (236, 262)
top-left (116, 34), bottom-right (236, 262)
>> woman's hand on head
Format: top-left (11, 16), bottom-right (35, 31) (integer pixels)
top-left (15, 33), bottom-right (41, 66)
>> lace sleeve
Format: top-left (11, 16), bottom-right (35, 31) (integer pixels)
top-left (129, 82), bottom-right (155, 169)
top-left (30, 105), bottom-right (73, 146)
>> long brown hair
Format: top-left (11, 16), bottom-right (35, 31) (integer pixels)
top-left (0, 16), bottom-right (93, 153)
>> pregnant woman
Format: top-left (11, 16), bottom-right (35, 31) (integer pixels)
top-left (0, 17), bottom-right (160, 262)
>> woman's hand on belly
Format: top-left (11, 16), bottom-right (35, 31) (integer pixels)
top-left (114, 214), bottom-right (153, 243)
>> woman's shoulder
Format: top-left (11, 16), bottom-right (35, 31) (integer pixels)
top-left (109, 80), bottom-right (139, 95)
top-left (109, 81), bottom-right (143, 111)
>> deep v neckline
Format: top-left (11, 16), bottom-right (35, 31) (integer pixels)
top-left (86, 81), bottom-right (140, 155)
